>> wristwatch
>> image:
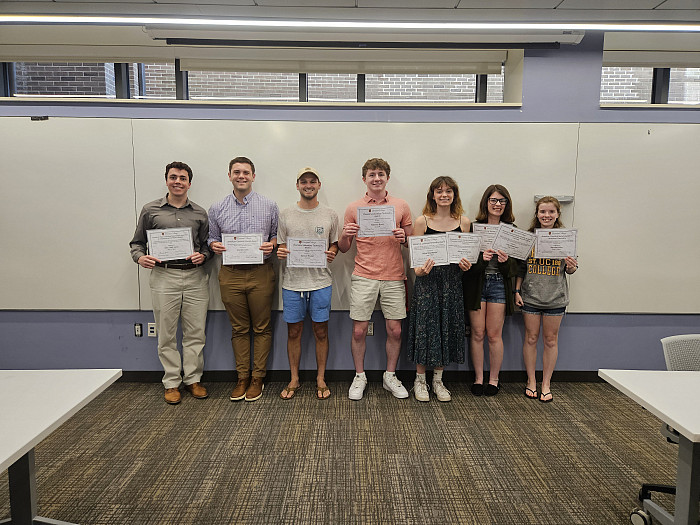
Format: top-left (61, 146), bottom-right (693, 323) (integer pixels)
top-left (514, 289), bottom-right (521, 294)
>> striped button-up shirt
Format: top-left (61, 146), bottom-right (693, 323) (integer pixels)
top-left (208, 191), bottom-right (279, 260)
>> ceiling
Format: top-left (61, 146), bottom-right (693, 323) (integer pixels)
top-left (1, 0), bottom-right (700, 24)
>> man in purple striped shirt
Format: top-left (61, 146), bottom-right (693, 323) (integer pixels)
top-left (208, 156), bottom-right (279, 402)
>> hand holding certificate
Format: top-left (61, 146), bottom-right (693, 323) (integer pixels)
top-left (357, 206), bottom-right (396, 237)
top-left (408, 235), bottom-right (449, 268)
top-left (446, 232), bottom-right (480, 264)
top-left (221, 233), bottom-right (264, 265)
top-left (286, 238), bottom-right (328, 268)
top-left (490, 225), bottom-right (536, 260)
top-left (147, 227), bottom-right (194, 261)
top-left (534, 228), bottom-right (578, 259)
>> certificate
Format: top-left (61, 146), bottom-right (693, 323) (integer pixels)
top-left (287, 238), bottom-right (328, 269)
top-left (446, 232), bottom-right (481, 264)
top-left (221, 233), bottom-right (264, 265)
top-left (357, 206), bottom-right (396, 237)
top-left (408, 234), bottom-right (449, 268)
top-left (146, 227), bottom-right (194, 261)
top-left (491, 226), bottom-right (536, 260)
top-left (534, 228), bottom-right (578, 258)
top-left (472, 223), bottom-right (501, 252)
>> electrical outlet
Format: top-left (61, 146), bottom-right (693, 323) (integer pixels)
top-left (134, 323), bottom-right (143, 337)
top-left (147, 323), bottom-right (157, 337)
top-left (367, 321), bottom-right (374, 336)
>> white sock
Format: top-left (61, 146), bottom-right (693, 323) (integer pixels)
top-left (356, 372), bottom-right (367, 380)
top-left (385, 371), bottom-right (396, 377)
top-left (415, 373), bottom-right (426, 382)
top-left (433, 370), bottom-right (443, 382)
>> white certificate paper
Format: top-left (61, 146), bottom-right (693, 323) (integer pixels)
top-left (472, 223), bottom-right (501, 252)
top-left (357, 206), bottom-right (396, 237)
top-left (491, 226), bottom-right (536, 260)
top-left (534, 228), bottom-right (578, 258)
top-left (446, 232), bottom-right (481, 264)
top-left (146, 227), bottom-right (194, 262)
top-left (287, 238), bottom-right (328, 269)
top-left (408, 234), bottom-right (449, 268)
top-left (221, 233), bottom-right (264, 265)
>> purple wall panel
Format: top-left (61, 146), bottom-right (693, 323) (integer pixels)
top-left (1, 310), bottom-right (695, 372)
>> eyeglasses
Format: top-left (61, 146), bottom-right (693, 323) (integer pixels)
top-left (488, 198), bottom-right (508, 205)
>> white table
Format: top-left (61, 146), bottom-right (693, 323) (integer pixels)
top-left (599, 369), bottom-right (700, 525)
top-left (0, 369), bottom-right (122, 525)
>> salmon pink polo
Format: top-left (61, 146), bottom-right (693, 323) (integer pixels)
top-left (344, 192), bottom-right (412, 281)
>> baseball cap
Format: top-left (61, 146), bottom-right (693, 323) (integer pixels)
top-left (296, 166), bottom-right (321, 182)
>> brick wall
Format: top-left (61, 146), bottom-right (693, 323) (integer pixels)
top-left (128, 63), bottom-right (176, 99)
top-left (188, 71), bottom-right (298, 100)
top-left (669, 67), bottom-right (700, 103)
top-left (600, 66), bottom-right (653, 104)
top-left (13, 62), bottom-right (699, 104)
top-left (14, 62), bottom-right (116, 97)
top-left (366, 74), bottom-right (477, 102)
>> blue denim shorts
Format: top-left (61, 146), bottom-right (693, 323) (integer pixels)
top-left (521, 303), bottom-right (566, 316)
top-left (481, 273), bottom-right (506, 304)
top-left (282, 286), bottom-right (332, 323)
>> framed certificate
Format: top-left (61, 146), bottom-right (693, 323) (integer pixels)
top-left (408, 234), bottom-right (449, 268)
top-left (146, 227), bottom-right (194, 261)
top-left (287, 238), bottom-right (328, 268)
top-left (534, 228), bottom-right (578, 258)
top-left (491, 225), bottom-right (536, 260)
top-left (446, 232), bottom-right (480, 264)
top-left (221, 233), bottom-right (264, 265)
top-left (357, 205), bottom-right (395, 237)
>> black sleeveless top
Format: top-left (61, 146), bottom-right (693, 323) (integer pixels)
top-left (424, 215), bottom-right (462, 235)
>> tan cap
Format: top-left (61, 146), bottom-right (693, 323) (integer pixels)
top-left (296, 166), bottom-right (320, 182)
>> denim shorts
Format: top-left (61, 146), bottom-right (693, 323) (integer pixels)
top-left (521, 303), bottom-right (566, 316)
top-left (481, 273), bottom-right (506, 304)
top-left (282, 286), bottom-right (332, 323)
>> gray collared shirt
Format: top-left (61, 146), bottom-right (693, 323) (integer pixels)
top-left (130, 195), bottom-right (212, 263)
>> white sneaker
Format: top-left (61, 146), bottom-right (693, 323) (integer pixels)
top-left (383, 372), bottom-right (409, 399)
top-left (348, 374), bottom-right (367, 400)
top-left (413, 376), bottom-right (430, 402)
top-left (432, 379), bottom-right (452, 402)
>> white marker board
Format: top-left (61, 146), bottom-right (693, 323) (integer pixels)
top-left (3, 117), bottom-right (696, 313)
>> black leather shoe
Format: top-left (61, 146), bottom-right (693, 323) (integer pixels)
top-left (484, 383), bottom-right (500, 396)
top-left (470, 383), bottom-right (484, 396)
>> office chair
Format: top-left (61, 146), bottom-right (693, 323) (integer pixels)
top-left (630, 334), bottom-right (700, 525)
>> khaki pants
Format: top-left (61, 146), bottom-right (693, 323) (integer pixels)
top-left (150, 266), bottom-right (209, 389)
top-left (218, 262), bottom-right (275, 379)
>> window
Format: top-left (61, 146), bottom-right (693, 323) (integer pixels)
top-left (13, 62), bottom-right (116, 98)
top-left (187, 71), bottom-right (298, 101)
top-left (669, 68), bottom-right (700, 104)
top-left (307, 74), bottom-right (357, 103)
top-left (366, 73), bottom-right (477, 103)
top-left (129, 63), bottom-right (176, 99)
top-left (600, 66), bottom-right (654, 104)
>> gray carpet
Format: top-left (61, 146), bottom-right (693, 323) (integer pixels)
top-left (0, 381), bottom-right (678, 524)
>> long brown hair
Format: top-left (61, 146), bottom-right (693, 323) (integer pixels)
top-left (475, 184), bottom-right (515, 223)
top-left (528, 196), bottom-right (564, 232)
top-left (422, 176), bottom-right (464, 219)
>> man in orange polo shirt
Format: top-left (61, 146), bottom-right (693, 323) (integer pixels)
top-left (338, 158), bottom-right (413, 401)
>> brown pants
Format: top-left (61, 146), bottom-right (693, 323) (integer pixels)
top-left (218, 262), bottom-right (275, 379)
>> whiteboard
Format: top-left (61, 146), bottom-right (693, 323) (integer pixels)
top-left (130, 119), bottom-right (580, 311)
top-left (6, 117), bottom-right (694, 313)
top-left (572, 123), bottom-right (700, 313)
top-left (0, 117), bottom-right (138, 309)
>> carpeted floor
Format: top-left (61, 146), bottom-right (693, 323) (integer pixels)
top-left (0, 380), bottom-right (678, 525)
